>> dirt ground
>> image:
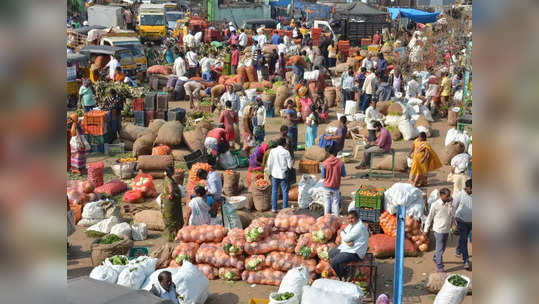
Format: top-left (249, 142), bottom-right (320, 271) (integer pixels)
top-left (68, 100), bottom-right (472, 303)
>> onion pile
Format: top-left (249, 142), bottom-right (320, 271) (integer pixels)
top-left (380, 211), bottom-right (429, 252)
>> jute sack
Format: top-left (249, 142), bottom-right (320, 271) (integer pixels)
top-left (251, 183), bottom-right (271, 212)
top-left (91, 236), bottom-right (133, 266)
top-left (372, 152), bottom-right (408, 172)
top-left (171, 148), bottom-right (191, 161)
top-left (154, 121), bottom-right (183, 147)
top-left (447, 108), bottom-right (458, 126)
top-left (275, 86), bottom-right (289, 113)
top-left (137, 155), bottom-right (174, 171)
top-left (148, 119), bottom-right (166, 134)
top-left (334, 63), bottom-right (349, 75)
top-left (304, 146), bottom-right (329, 162)
top-left (261, 92), bottom-right (276, 104)
top-left (335, 86), bottom-right (342, 107)
top-left (440, 141), bottom-right (465, 165)
top-left (183, 127), bottom-right (206, 152)
top-left (387, 103), bottom-right (403, 115)
top-left (426, 272), bottom-right (450, 293)
top-left (389, 127), bottom-right (402, 141)
top-left (324, 87), bottom-right (336, 108)
top-left (286, 71), bottom-right (294, 84)
top-left (133, 133), bottom-right (157, 157)
top-left (133, 210), bottom-right (165, 231)
top-left (223, 171), bottom-right (240, 196)
top-left (121, 123), bottom-right (151, 142)
top-left (377, 101), bottom-right (391, 115)
top-left (123, 139), bottom-right (133, 151)
top-left (414, 115), bottom-right (432, 129)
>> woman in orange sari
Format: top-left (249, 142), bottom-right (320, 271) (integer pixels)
top-left (408, 132), bottom-right (442, 187)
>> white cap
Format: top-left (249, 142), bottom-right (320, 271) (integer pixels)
top-left (395, 92), bottom-right (403, 99)
top-left (83, 21), bottom-right (89, 26)
top-left (229, 22), bottom-right (233, 26)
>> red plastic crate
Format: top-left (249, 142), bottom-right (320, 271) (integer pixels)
top-left (145, 110), bottom-right (155, 127)
top-left (311, 28), bottom-right (322, 39)
top-left (361, 38), bottom-right (372, 47)
top-left (283, 30), bottom-right (292, 39)
top-left (82, 110), bottom-right (107, 136)
top-left (132, 98), bottom-right (144, 111)
top-left (155, 111), bottom-right (166, 120)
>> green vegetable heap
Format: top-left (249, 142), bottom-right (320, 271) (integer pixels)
top-left (318, 247), bottom-right (329, 261)
top-left (223, 271), bottom-right (237, 281)
top-left (175, 254), bottom-right (190, 266)
top-left (245, 227), bottom-right (264, 242)
top-left (272, 292), bottom-right (294, 301)
top-left (110, 255), bottom-right (128, 265)
top-left (312, 230), bottom-right (326, 243)
top-left (246, 258), bottom-right (262, 271)
top-left (222, 243), bottom-right (240, 256)
top-left (297, 246), bottom-right (312, 259)
top-left (448, 274), bottom-right (468, 287)
top-left (99, 234), bottom-right (122, 244)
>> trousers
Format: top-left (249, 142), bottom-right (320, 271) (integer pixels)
top-left (457, 219), bottom-right (472, 262)
top-left (329, 248), bottom-right (360, 279)
top-left (434, 232), bottom-right (449, 270)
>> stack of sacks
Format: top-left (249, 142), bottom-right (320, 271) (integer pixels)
top-left (136, 155), bottom-right (174, 178)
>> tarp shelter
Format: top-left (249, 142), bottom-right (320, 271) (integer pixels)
top-left (67, 277), bottom-right (174, 304)
top-left (333, 2), bottom-right (387, 21)
top-left (387, 8), bottom-right (441, 24)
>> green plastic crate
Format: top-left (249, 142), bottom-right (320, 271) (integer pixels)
top-left (128, 246), bottom-right (150, 260)
top-left (355, 185), bottom-right (384, 210)
top-left (87, 134), bottom-right (104, 146)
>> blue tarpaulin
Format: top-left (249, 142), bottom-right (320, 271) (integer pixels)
top-left (387, 8), bottom-right (440, 24)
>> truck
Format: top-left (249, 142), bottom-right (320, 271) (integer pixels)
top-left (138, 3), bottom-right (167, 43)
top-left (100, 35), bottom-right (148, 74)
top-left (313, 19), bottom-right (390, 46)
top-left (88, 5), bottom-right (126, 28)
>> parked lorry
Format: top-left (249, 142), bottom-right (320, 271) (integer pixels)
top-left (88, 5), bottom-right (126, 28)
top-left (313, 19), bottom-right (390, 46)
top-left (100, 35), bottom-right (148, 74)
top-left (138, 3), bottom-right (167, 43)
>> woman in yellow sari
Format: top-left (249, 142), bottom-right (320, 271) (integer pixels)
top-left (408, 132), bottom-right (442, 187)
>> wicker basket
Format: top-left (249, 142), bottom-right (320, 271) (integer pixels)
top-left (299, 159), bottom-right (320, 174)
top-left (260, 92), bottom-right (276, 104)
top-left (90, 236), bottom-right (133, 266)
top-left (111, 161), bottom-right (137, 179)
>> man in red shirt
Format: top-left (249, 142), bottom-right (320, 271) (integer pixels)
top-left (321, 150), bottom-right (346, 215)
top-left (372, 30), bottom-right (381, 45)
top-left (356, 121), bottom-right (391, 170)
top-left (205, 125), bottom-right (228, 156)
top-left (231, 45), bottom-right (239, 75)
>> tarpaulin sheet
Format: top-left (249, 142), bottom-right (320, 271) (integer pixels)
top-left (388, 8), bottom-right (440, 24)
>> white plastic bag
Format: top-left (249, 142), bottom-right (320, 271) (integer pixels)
top-left (77, 218), bottom-right (102, 227)
top-left (87, 216), bottom-right (119, 234)
top-left (222, 202), bottom-right (242, 229)
top-left (269, 292), bottom-right (300, 304)
top-left (110, 222), bottom-right (132, 240)
top-left (383, 182), bottom-right (425, 220)
top-left (89, 265), bottom-right (119, 284)
top-left (131, 223), bottom-right (148, 241)
top-left (278, 267), bottom-right (310, 300)
top-left (81, 201), bottom-right (105, 220)
top-left (103, 255), bottom-right (130, 274)
top-left (218, 151), bottom-right (238, 170)
top-left (433, 274), bottom-right (470, 304)
top-left (385, 114), bottom-right (406, 127)
top-left (444, 128), bottom-right (459, 146)
top-left (173, 261), bottom-right (210, 304)
top-left (398, 119), bottom-right (419, 141)
top-left (417, 125), bottom-right (431, 137)
top-left (129, 256), bottom-right (158, 277)
top-left (141, 267), bottom-right (181, 291)
top-left (298, 175), bottom-right (317, 209)
top-left (301, 285), bottom-right (356, 304)
top-left (311, 279), bottom-right (364, 303)
top-left (117, 265), bottom-right (147, 289)
top-left (344, 100), bottom-right (357, 115)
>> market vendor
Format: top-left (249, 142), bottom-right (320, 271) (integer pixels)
top-left (186, 185), bottom-right (210, 226)
top-left (205, 125), bottom-right (228, 156)
top-left (220, 84), bottom-right (240, 112)
top-left (149, 271), bottom-right (179, 304)
top-left (68, 113), bottom-right (87, 175)
top-left (219, 100), bottom-right (239, 146)
top-left (329, 210), bottom-right (369, 280)
top-left (324, 115), bottom-right (348, 156)
top-left (162, 166), bottom-right (183, 241)
top-left (321, 149), bottom-right (346, 216)
top-left (103, 88), bottom-right (123, 144)
top-left (196, 169), bottom-right (223, 216)
top-left (249, 143), bottom-right (269, 171)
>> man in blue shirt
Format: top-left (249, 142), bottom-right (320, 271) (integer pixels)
top-left (270, 31), bottom-right (281, 45)
top-left (376, 53), bottom-right (387, 76)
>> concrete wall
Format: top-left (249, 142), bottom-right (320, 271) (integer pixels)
top-left (214, 4), bottom-right (271, 26)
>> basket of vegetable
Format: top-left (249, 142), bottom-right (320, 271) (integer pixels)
top-left (434, 274), bottom-right (470, 304)
top-left (261, 90), bottom-right (276, 104)
top-left (269, 292), bottom-right (296, 304)
top-left (199, 98), bottom-right (213, 113)
top-left (90, 234), bottom-right (133, 266)
top-left (354, 185), bottom-right (385, 210)
top-left (111, 159), bottom-right (137, 179)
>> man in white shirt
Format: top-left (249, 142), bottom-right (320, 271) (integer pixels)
top-left (406, 73), bottom-right (421, 99)
top-left (185, 48), bottom-right (199, 77)
top-left (105, 55), bottom-right (120, 80)
top-left (453, 179), bottom-right (472, 270)
top-left (341, 68), bottom-right (355, 109)
top-left (254, 99), bottom-right (266, 144)
top-left (173, 51), bottom-right (186, 77)
top-left (267, 137), bottom-right (293, 213)
top-left (194, 31), bottom-right (203, 47)
top-left (364, 100), bottom-right (383, 141)
top-left (257, 29), bottom-right (267, 48)
top-left (424, 188), bottom-right (453, 272)
top-left (238, 29), bottom-right (248, 50)
top-left (329, 210), bottom-right (369, 280)
top-left (361, 68), bottom-right (378, 110)
top-left (149, 271), bottom-right (179, 304)
top-left (220, 84), bottom-right (240, 112)
top-left (361, 55), bottom-right (374, 71)
top-left (183, 31), bottom-right (195, 49)
top-left (277, 42), bottom-right (287, 56)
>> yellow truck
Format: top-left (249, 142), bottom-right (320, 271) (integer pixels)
top-left (138, 3), bottom-right (167, 43)
top-left (100, 34), bottom-right (147, 75)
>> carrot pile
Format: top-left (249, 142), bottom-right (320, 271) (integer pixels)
top-left (254, 179), bottom-right (270, 187)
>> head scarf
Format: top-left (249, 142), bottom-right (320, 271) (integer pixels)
top-left (69, 113), bottom-right (79, 137)
top-left (258, 143), bottom-right (269, 158)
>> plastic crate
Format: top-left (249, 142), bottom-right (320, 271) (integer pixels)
top-left (104, 143), bottom-right (125, 156)
top-left (128, 246), bottom-right (150, 260)
top-left (144, 92), bottom-right (156, 111)
top-left (89, 143), bottom-right (104, 153)
top-left (355, 185), bottom-right (384, 210)
top-left (145, 111), bottom-right (155, 127)
top-left (361, 38), bottom-right (372, 46)
top-left (299, 159), bottom-right (320, 174)
top-left (87, 135), bottom-right (105, 153)
top-left (155, 111), bottom-right (166, 120)
top-left (248, 299), bottom-right (269, 304)
top-left (183, 150), bottom-right (208, 169)
top-left (132, 98), bottom-right (144, 111)
top-left (82, 110), bottom-right (108, 136)
top-left (167, 108), bottom-right (186, 122)
top-left (358, 208), bottom-right (381, 223)
top-left (134, 110), bottom-right (145, 127)
top-left (156, 92), bottom-right (169, 111)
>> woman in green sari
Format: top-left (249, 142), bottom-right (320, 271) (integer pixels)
top-left (162, 166), bottom-right (184, 242)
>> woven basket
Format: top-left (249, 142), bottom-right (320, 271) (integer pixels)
top-left (91, 236), bottom-right (133, 266)
top-left (261, 92), bottom-right (276, 104)
top-left (111, 161), bottom-right (136, 179)
top-left (299, 159), bottom-right (321, 174)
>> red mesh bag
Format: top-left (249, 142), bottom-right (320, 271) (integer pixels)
top-left (87, 161), bottom-right (104, 187)
top-left (94, 179), bottom-right (128, 196)
top-left (132, 173), bottom-right (157, 198)
top-left (123, 190), bottom-right (143, 204)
